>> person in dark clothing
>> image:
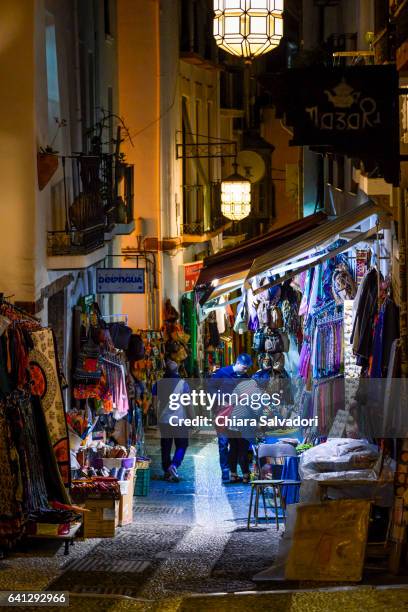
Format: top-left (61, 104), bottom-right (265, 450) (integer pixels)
top-left (152, 359), bottom-right (190, 482)
top-left (211, 353), bottom-right (253, 483)
top-left (228, 437), bottom-right (251, 483)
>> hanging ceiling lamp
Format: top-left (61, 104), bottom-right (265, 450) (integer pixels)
top-left (221, 164), bottom-right (251, 221)
top-left (213, 0), bottom-right (284, 59)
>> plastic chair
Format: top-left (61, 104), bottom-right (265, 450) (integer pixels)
top-left (247, 442), bottom-right (300, 530)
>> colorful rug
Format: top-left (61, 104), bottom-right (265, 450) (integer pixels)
top-left (29, 329), bottom-right (71, 489)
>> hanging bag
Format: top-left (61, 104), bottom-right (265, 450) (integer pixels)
top-left (233, 298), bottom-right (248, 334)
top-left (108, 322), bottom-right (132, 350)
top-left (252, 328), bottom-right (266, 352)
top-left (269, 305), bottom-right (283, 330)
top-left (264, 331), bottom-right (290, 354)
top-left (126, 334), bottom-right (145, 361)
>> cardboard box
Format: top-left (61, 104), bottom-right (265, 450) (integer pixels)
top-left (82, 498), bottom-right (119, 538)
top-left (119, 470), bottom-right (135, 526)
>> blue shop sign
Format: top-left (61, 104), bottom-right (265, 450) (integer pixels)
top-left (96, 268), bottom-right (145, 294)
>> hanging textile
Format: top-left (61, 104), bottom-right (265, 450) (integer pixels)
top-left (100, 353), bottom-right (130, 419)
top-left (355, 249), bottom-right (371, 285)
top-left (0, 400), bottom-right (22, 547)
top-left (351, 268), bottom-right (379, 366)
top-left (311, 376), bottom-right (345, 436)
top-left (29, 329), bottom-right (71, 487)
top-left (311, 314), bottom-right (343, 379)
top-left (370, 297), bottom-right (400, 378)
top-left (7, 391), bottom-right (49, 514)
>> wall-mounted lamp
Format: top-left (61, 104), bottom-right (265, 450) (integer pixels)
top-left (221, 163), bottom-right (251, 221)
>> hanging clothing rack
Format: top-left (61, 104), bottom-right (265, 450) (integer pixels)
top-left (100, 354), bottom-right (122, 367)
top-left (316, 314), bottom-right (344, 326)
top-left (0, 294), bottom-right (41, 324)
top-left (313, 373), bottom-right (344, 386)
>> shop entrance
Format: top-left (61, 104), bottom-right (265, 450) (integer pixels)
top-left (48, 288), bottom-right (66, 370)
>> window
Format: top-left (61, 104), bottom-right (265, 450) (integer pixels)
top-left (104, 0), bottom-right (112, 37)
top-left (207, 101), bottom-right (213, 182)
top-left (45, 15), bottom-right (61, 141)
top-left (108, 87), bottom-right (113, 152)
top-left (88, 52), bottom-right (95, 133)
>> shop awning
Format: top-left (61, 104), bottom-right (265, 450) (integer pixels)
top-left (197, 212), bottom-right (327, 288)
top-left (245, 200), bottom-right (389, 292)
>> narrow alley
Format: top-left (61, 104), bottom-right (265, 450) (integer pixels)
top-left (47, 435), bottom-right (280, 599)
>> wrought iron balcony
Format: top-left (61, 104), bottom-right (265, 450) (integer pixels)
top-left (47, 154), bottom-right (134, 256)
top-left (181, 182), bottom-right (225, 237)
top-left (181, 217), bottom-right (226, 236)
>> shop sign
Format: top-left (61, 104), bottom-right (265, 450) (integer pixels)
top-left (184, 261), bottom-right (203, 292)
top-left (96, 268), bottom-right (145, 294)
top-left (266, 65), bottom-right (399, 183)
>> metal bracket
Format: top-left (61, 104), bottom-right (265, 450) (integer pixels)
top-left (176, 132), bottom-right (237, 159)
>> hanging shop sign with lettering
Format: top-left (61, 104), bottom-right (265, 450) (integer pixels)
top-left (263, 65), bottom-right (399, 184)
top-left (96, 268), bottom-right (145, 294)
top-left (184, 261), bottom-right (204, 292)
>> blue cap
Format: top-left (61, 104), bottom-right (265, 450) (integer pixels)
top-left (236, 353), bottom-right (253, 367)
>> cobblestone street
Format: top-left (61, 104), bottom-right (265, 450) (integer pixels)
top-left (1, 436), bottom-right (408, 610)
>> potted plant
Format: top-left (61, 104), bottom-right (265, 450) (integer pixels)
top-left (37, 118), bottom-right (66, 190)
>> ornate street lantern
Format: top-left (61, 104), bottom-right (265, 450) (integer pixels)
top-left (213, 0), bottom-right (284, 59)
top-left (221, 164), bottom-right (251, 221)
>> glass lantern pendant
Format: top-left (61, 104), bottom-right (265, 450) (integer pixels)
top-left (221, 165), bottom-right (251, 221)
top-left (213, 0), bottom-right (284, 59)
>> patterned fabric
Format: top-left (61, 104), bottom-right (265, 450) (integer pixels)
top-left (7, 392), bottom-right (49, 514)
top-left (29, 329), bottom-right (71, 487)
top-left (332, 264), bottom-right (357, 304)
top-left (0, 400), bottom-right (22, 547)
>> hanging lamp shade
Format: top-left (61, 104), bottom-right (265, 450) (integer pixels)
top-left (221, 168), bottom-right (251, 221)
top-left (213, 0), bottom-right (284, 59)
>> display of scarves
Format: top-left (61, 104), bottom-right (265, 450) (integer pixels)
top-left (29, 328), bottom-right (71, 488)
top-left (311, 316), bottom-right (343, 379)
top-left (299, 268), bottom-right (313, 316)
top-left (308, 264), bottom-right (324, 317)
top-left (311, 376), bottom-right (345, 435)
top-left (299, 341), bottom-right (311, 380)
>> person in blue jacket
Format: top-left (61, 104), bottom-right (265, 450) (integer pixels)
top-left (152, 359), bottom-right (190, 482)
top-left (211, 353), bottom-right (252, 483)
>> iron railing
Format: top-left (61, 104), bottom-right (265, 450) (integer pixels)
top-left (181, 182), bottom-right (225, 236)
top-left (47, 154), bottom-right (134, 256)
top-left (181, 217), bottom-right (226, 236)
